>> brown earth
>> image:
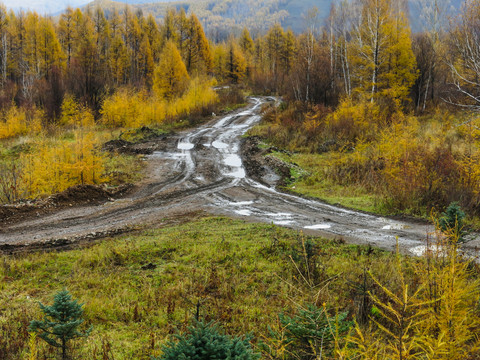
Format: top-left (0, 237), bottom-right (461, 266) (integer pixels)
top-left (0, 184), bottom-right (133, 227)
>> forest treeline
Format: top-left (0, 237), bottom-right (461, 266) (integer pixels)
top-left (0, 0), bottom-right (461, 121)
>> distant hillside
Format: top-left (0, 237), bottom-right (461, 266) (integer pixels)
top-left (84, 0), bottom-right (464, 38)
top-left (84, 0), bottom-right (333, 37)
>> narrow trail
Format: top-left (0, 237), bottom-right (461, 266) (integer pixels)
top-left (1, 97), bottom-right (478, 256)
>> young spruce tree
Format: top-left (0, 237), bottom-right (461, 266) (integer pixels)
top-left (154, 321), bottom-right (260, 360)
top-left (29, 289), bottom-right (91, 360)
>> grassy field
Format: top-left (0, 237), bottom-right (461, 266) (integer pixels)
top-left (0, 217), bottom-right (396, 359)
top-left (270, 151), bottom-right (382, 214)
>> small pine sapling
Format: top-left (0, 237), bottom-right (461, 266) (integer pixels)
top-left (278, 304), bottom-right (351, 359)
top-left (154, 320), bottom-right (260, 360)
top-left (439, 202), bottom-right (466, 242)
top-left (28, 289), bottom-right (92, 360)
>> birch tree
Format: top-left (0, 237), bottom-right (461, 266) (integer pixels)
top-left (411, 0), bottom-right (452, 111)
top-left (445, 0), bottom-right (480, 110)
top-left (350, 0), bottom-right (417, 106)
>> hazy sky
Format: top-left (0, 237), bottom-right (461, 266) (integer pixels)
top-left (2, 0), bottom-right (91, 14)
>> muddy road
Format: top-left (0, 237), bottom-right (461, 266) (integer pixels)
top-left (1, 97), bottom-right (478, 255)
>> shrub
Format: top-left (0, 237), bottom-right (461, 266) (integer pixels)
top-left (154, 321), bottom-right (260, 360)
top-left (278, 305), bottom-right (351, 359)
top-left (29, 290), bottom-right (92, 360)
top-left (439, 202), bottom-right (466, 242)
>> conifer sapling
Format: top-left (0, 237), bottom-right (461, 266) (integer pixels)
top-left (29, 289), bottom-right (92, 360)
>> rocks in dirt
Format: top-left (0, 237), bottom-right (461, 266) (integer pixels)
top-left (102, 139), bottom-right (134, 153)
top-left (102, 139), bottom-right (157, 155)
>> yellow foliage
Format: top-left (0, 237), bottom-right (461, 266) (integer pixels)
top-left (153, 40), bottom-right (189, 99)
top-left (0, 105), bottom-right (43, 139)
top-left (416, 233), bottom-right (480, 359)
top-left (344, 232), bottom-right (480, 359)
top-left (28, 332), bottom-right (38, 360)
top-left (101, 90), bottom-right (151, 128)
top-left (60, 94), bottom-right (94, 128)
top-left (21, 131), bottom-right (107, 198)
top-left (101, 77), bottom-right (218, 128)
top-left (166, 77), bottom-right (218, 120)
top-left (325, 97), bottom-right (383, 143)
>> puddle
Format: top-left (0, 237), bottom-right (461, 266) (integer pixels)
top-left (274, 220), bottom-right (294, 225)
top-left (382, 224), bottom-right (410, 230)
top-left (230, 201), bottom-right (254, 206)
top-left (265, 212), bottom-right (293, 218)
top-left (212, 140), bottom-right (229, 149)
top-left (224, 154), bottom-right (242, 167)
top-left (150, 152), bottom-right (186, 160)
top-left (226, 168), bottom-right (246, 178)
top-left (304, 224), bottom-right (332, 230)
top-left (235, 209), bottom-right (252, 216)
top-left (178, 142), bottom-right (194, 150)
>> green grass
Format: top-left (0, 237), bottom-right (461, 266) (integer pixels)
top-left (0, 217), bottom-right (396, 359)
top-left (269, 151), bottom-right (383, 214)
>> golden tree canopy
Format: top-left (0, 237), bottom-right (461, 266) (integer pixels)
top-left (153, 40), bottom-right (190, 99)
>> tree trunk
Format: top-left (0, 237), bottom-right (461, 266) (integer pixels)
top-left (62, 338), bottom-right (67, 360)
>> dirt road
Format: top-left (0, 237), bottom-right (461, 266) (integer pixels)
top-left (1, 97), bottom-right (478, 255)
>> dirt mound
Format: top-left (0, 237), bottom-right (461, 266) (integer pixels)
top-left (102, 131), bottom-right (174, 155)
top-left (264, 155), bottom-right (293, 180)
top-left (241, 136), bottom-right (268, 180)
top-left (0, 204), bottom-right (36, 223)
top-left (102, 139), bottom-right (134, 153)
top-left (0, 184), bottom-right (133, 226)
top-left (49, 184), bottom-right (113, 205)
top-left (241, 136), bottom-right (303, 187)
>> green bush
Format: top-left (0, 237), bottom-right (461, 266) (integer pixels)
top-left (277, 305), bottom-right (351, 359)
top-left (154, 321), bottom-right (260, 360)
top-left (28, 289), bottom-right (91, 360)
top-left (439, 202), bottom-right (466, 242)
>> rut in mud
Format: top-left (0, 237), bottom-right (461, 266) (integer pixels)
top-left (1, 97), bottom-right (478, 256)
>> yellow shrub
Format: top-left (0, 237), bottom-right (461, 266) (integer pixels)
top-left (166, 77), bottom-right (218, 119)
top-left (60, 95), bottom-right (95, 128)
top-left (325, 98), bottom-right (383, 143)
top-left (0, 105), bottom-right (43, 139)
top-left (101, 89), bottom-right (147, 128)
top-left (21, 131), bottom-right (107, 198)
top-left (102, 78), bottom-right (218, 128)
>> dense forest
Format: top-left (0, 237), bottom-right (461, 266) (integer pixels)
top-left (1, 0), bottom-right (480, 359)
